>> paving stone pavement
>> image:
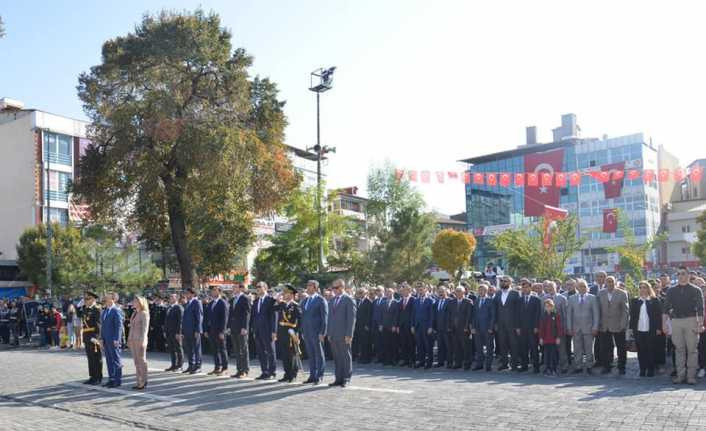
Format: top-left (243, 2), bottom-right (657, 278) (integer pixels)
top-left (1, 344), bottom-right (706, 430)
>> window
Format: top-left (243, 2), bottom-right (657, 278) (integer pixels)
top-left (682, 247), bottom-right (688, 254)
top-left (45, 171), bottom-right (70, 202)
top-left (45, 208), bottom-right (69, 226)
top-left (44, 132), bottom-right (72, 166)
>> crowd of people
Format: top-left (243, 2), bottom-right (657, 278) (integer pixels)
top-left (5, 266), bottom-right (706, 391)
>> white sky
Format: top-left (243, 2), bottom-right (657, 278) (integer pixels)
top-left (3, 1), bottom-right (706, 215)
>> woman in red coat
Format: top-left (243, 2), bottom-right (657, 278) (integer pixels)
top-left (539, 298), bottom-right (564, 376)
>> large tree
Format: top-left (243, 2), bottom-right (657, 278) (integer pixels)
top-left (73, 10), bottom-right (298, 289)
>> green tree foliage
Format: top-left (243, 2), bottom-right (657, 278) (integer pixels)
top-left (693, 211), bottom-right (706, 265)
top-left (432, 229), bottom-right (477, 282)
top-left (0, 15), bottom-right (5, 38)
top-left (16, 224), bottom-right (92, 296)
top-left (607, 210), bottom-right (665, 282)
top-left (252, 186), bottom-right (355, 284)
top-left (72, 10), bottom-right (299, 289)
top-left (492, 215), bottom-right (584, 280)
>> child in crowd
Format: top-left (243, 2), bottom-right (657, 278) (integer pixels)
top-left (539, 298), bottom-right (564, 376)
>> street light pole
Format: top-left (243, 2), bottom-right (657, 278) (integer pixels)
top-left (44, 130), bottom-right (53, 298)
top-left (309, 66), bottom-right (336, 273)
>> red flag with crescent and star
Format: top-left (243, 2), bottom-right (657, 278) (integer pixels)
top-left (524, 148), bottom-right (564, 216)
top-left (601, 161), bottom-right (625, 199)
top-left (603, 208), bottom-right (618, 233)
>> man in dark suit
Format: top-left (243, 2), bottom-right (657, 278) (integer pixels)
top-left (413, 283), bottom-right (435, 369)
top-left (229, 282), bottom-right (251, 378)
top-left (472, 283), bottom-right (495, 371)
top-left (327, 278), bottom-right (356, 387)
top-left (354, 288), bottom-right (374, 363)
top-left (397, 283), bottom-right (416, 367)
top-left (449, 286), bottom-right (474, 369)
top-left (370, 287), bottom-right (385, 362)
top-left (164, 293), bottom-right (184, 372)
top-left (381, 287), bottom-right (400, 366)
top-left (205, 286), bottom-right (229, 376)
top-left (182, 288), bottom-right (204, 374)
top-left (251, 281), bottom-right (278, 380)
top-left (432, 286), bottom-right (452, 367)
top-left (301, 280), bottom-right (328, 384)
top-left (517, 281), bottom-right (542, 373)
top-left (494, 276), bottom-right (521, 371)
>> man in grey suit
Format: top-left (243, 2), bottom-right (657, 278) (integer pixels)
top-left (597, 276), bottom-right (629, 375)
top-left (327, 278), bottom-right (356, 387)
top-left (566, 279), bottom-right (600, 374)
top-left (542, 280), bottom-right (569, 373)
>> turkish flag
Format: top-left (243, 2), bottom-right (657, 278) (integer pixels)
top-left (691, 166), bottom-right (704, 183)
top-left (603, 208), bottom-right (618, 233)
top-left (555, 172), bottom-right (567, 187)
top-left (658, 169), bottom-right (670, 182)
top-left (436, 171), bottom-right (445, 183)
top-left (643, 169), bottom-right (655, 183)
top-left (673, 168), bottom-right (685, 182)
top-left (395, 169), bottom-right (405, 181)
top-left (590, 170), bottom-right (610, 183)
top-left (408, 170), bottom-right (417, 182)
top-left (499, 173), bottom-right (511, 187)
top-left (524, 148), bottom-right (564, 216)
top-left (487, 173), bottom-right (497, 186)
top-left (627, 169), bottom-right (641, 181)
top-left (421, 170), bottom-right (431, 183)
top-left (541, 172), bottom-right (553, 187)
top-left (514, 173), bottom-right (525, 186)
top-left (527, 173), bottom-right (539, 186)
top-left (602, 161), bottom-right (625, 199)
top-left (463, 172), bottom-right (471, 184)
top-left (544, 204), bottom-right (568, 221)
top-left (447, 171), bottom-right (459, 181)
top-left (473, 172), bottom-right (484, 184)
top-left (569, 171), bottom-right (582, 186)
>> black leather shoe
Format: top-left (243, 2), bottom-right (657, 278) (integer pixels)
top-left (164, 366), bottom-right (175, 372)
top-left (601, 368), bottom-right (612, 375)
top-left (303, 378), bottom-right (316, 384)
top-left (497, 364), bottom-right (509, 371)
top-left (472, 366), bottom-right (484, 371)
top-left (189, 368), bottom-right (201, 375)
top-left (255, 374), bottom-right (267, 380)
top-left (618, 369), bottom-right (626, 375)
top-left (312, 379), bottom-right (320, 385)
top-left (83, 379), bottom-right (95, 385)
top-left (340, 381), bottom-right (348, 388)
top-left (328, 381), bottom-right (343, 387)
top-left (182, 368), bottom-right (193, 374)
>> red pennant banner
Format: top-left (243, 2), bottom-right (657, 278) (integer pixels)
top-left (448, 171), bottom-right (459, 181)
top-left (627, 169), bottom-right (641, 181)
top-left (590, 171), bottom-right (610, 183)
top-left (658, 169), bottom-right (670, 182)
top-left (487, 173), bottom-right (497, 186)
top-left (643, 169), bottom-right (655, 183)
top-left (463, 172), bottom-right (471, 184)
top-left (673, 168), bottom-right (685, 182)
top-left (435, 171), bottom-right (445, 183)
top-left (691, 166), bottom-right (704, 183)
top-left (514, 173), bottom-right (525, 186)
top-left (569, 172), bottom-right (581, 186)
top-left (499, 173), bottom-right (511, 187)
top-left (420, 170), bottom-right (430, 183)
top-left (555, 172), bottom-right (567, 187)
top-left (527, 172), bottom-right (539, 186)
top-left (473, 172), bottom-right (484, 185)
top-left (408, 170), bottom-right (417, 182)
top-left (544, 204), bottom-right (568, 221)
top-left (541, 172), bottom-right (553, 187)
top-left (395, 169), bottom-right (405, 181)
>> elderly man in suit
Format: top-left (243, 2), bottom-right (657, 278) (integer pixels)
top-left (229, 282), bottom-right (252, 378)
top-left (327, 278), bottom-right (356, 387)
top-left (543, 280), bottom-right (569, 373)
top-left (206, 286), bottom-right (229, 376)
top-left (397, 283), bottom-right (416, 367)
top-left (182, 288), bottom-right (203, 374)
top-left (164, 293), bottom-right (184, 372)
top-left (252, 281), bottom-right (278, 380)
top-left (472, 284), bottom-right (495, 371)
top-left (301, 280), bottom-right (328, 385)
top-left (101, 292), bottom-right (124, 388)
top-left (354, 288), bottom-right (374, 364)
top-left (413, 282), bottom-right (436, 369)
top-left (566, 279), bottom-right (600, 374)
top-left (597, 276), bottom-right (629, 375)
top-left (448, 286), bottom-right (473, 369)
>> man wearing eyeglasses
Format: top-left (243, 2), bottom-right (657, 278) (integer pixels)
top-left (664, 266), bottom-right (704, 385)
top-left (327, 279), bottom-right (356, 387)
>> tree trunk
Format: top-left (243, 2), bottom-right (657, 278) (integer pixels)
top-left (163, 176), bottom-right (194, 290)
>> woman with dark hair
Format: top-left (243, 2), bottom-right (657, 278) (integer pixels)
top-left (629, 281), bottom-right (663, 377)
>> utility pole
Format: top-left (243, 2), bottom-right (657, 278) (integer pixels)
top-left (308, 66), bottom-right (337, 273)
top-left (44, 130), bottom-right (53, 299)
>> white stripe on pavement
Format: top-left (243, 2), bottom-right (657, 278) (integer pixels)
top-left (343, 386), bottom-right (413, 394)
top-left (64, 382), bottom-right (187, 403)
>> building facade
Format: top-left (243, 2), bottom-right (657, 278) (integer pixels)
top-left (0, 99), bottom-right (88, 291)
top-left (463, 114), bottom-right (667, 277)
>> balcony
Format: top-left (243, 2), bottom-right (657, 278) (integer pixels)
top-left (45, 152), bottom-right (72, 166)
top-left (45, 190), bottom-right (69, 202)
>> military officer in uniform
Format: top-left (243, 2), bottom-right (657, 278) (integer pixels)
top-left (82, 291), bottom-right (103, 385)
top-left (273, 284), bottom-right (302, 383)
